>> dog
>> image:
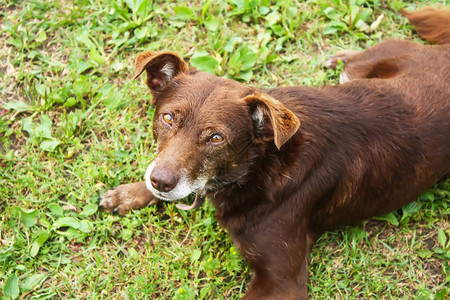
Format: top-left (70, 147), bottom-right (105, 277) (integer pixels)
top-left (99, 8), bottom-right (450, 299)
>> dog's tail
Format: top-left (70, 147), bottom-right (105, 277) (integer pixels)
top-left (402, 7), bottom-right (450, 45)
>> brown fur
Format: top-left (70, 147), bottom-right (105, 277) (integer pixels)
top-left (99, 8), bottom-right (450, 299)
top-left (402, 7), bottom-right (450, 45)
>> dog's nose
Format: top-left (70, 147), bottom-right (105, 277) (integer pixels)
top-left (150, 168), bottom-right (177, 192)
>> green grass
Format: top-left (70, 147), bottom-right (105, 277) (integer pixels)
top-left (1, 0), bottom-right (449, 299)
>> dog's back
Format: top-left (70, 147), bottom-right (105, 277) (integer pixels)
top-left (270, 8), bottom-right (450, 230)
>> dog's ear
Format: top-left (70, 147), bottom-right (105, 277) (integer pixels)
top-left (134, 51), bottom-right (189, 94)
top-left (244, 93), bottom-right (300, 150)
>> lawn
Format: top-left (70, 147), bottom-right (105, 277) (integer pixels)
top-left (1, 0), bottom-right (449, 299)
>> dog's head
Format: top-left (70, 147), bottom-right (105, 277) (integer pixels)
top-left (135, 51), bottom-right (300, 202)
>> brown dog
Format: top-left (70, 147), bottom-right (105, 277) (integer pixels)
top-left (99, 8), bottom-right (450, 299)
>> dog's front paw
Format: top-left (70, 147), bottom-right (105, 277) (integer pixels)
top-left (99, 182), bottom-right (159, 215)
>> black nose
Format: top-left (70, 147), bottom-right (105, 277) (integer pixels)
top-left (150, 168), bottom-right (177, 192)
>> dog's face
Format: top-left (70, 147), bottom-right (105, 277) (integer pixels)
top-left (145, 72), bottom-right (255, 201)
top-left (134, 51), bottom-right (300, 202)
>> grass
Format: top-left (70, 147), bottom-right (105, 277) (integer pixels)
top-left (1, 0), bottom-right (449, 299)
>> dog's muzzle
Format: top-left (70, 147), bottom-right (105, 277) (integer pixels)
top-left (144, 161), bottom-right (207, 210)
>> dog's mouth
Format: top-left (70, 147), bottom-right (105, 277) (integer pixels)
top-left (144, 161), bottom-right (208, 210)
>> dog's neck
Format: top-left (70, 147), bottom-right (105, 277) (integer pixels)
top-left (208, 137), bottom-right (306, 233)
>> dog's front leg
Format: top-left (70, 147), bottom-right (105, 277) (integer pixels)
top-left (240, 229), bottom-right (316, 300)
top-left (243, 263), bottom-right (309, 300)
top-left (99, 182), bottom-right (159, 215)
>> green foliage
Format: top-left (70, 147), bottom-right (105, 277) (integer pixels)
top-left (0, 0), bottom-right (449, 299)
top-left (319, 0), bottom-right (376, 34)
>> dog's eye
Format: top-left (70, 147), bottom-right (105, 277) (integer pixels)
top-left (162, 113), bottom-right (173, 127)
top-left (209, 134), bottom-right (225, 144)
